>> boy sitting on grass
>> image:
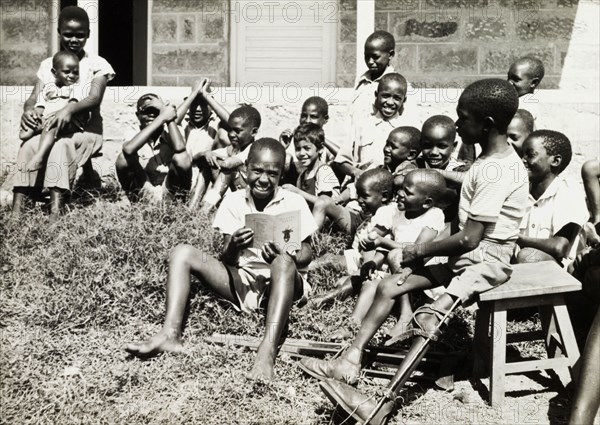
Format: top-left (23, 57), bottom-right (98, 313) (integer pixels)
top-left (516, 130), bottom-right (588, 266)
top-left (312, 125), bottom-right (422, 235)
top-left (300, 79), bottom-right (529, 424)
top-left (125, 138), bottom-right (318, 381)
top-left (281, 123), bottom-right (339, 206)
top-left (115, 93), bottom-right (192, 203)
top-left (20, 50), bottom-right (90, 171)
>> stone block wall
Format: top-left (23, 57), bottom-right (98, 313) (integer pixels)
top-left (369, 0), bottom-right (599, 89)
top-left (0, 0), bottom-right (53, 85)
top-left (151, 0), bottom-right (229, 86)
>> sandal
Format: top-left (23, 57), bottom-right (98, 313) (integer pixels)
top-left (383, 304), bottom-right (454, 346)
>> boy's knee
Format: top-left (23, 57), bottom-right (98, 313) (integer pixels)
top-left (171, 152), bottom-right (192, 171)
top-left (376, 277), bottom-right (397, 299)
top-left (115, 152), bottom-right (129, 172)
top-left (271, 253), bottom-right (297, 274)
top-left (388, 249), bottom-right (404, 273)
top-left (170, 244), bottom-right (200, 265)
top-left (516, 247), bottom-right (551, 264)
top-left (313, 196), bottom-right (331, 212)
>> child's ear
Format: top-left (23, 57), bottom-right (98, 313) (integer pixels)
top-left (324, 114), bottom-right (329, 124)
top-left (381, 190), bottom-right (391, 204)
top-left (407, 149), bottom-right (419, 161)
top-left (550, 153), bottom-right (562, 170)
top-left (483, 116), bottom-right (495, 133)
top-left (251, 127), bottom-right (258, 136)
top-left (453, 140), bottom-right (458, 149)
top-left (422, 197), bottom-right (434, 210)
top-left (51, 67), bottom-right (57, 77)
top-left (531, 77), bottom-right (541, 88)
top-left (389, 49), bottom-right (395, 58)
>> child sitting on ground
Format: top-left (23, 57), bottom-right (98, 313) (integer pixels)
top-left (20, 50), bottom-right (90, 171)
top-left (312, 125), bottom-right (421, 234)
top-left (319, 170), bottom-right (447, 342)
top-left (300, 79), bottom-right (529, 424)
top-left (281, 123), bottom-right (339, 206)
top-left (193, 104), bottom-right (261, 213)
top-left (115, 93), bottom-right (192, 203)
top-left (125, 138), bottom-right (318, 381)
top-left (310, 168), bottom-right (395, 307)
top-left (516, 130), bottom-right (589, 266)
top-left (333, 73), bottom-right (415, 186)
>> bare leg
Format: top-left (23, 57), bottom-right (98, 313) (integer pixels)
top-left (247, 253), bottom-right (303, 380)
top-left (516, 247), bottom-right (555, 264)
top-left (11, 188), bottom-right (31, 218)
top-left (569, 305), bottom-right (600, 424)
top-left (310, 275), bottom-right (356, 309)
top-left (125, 244), bottom-right (238, 357)
top-left (386, 294), bottom-right (415, 342)
top-left (115, 152), bottom-right (147, 202)
top-left (166, 152), bottom-right (193, 201)
top-left (307, 254), bottom-right (346, 272)
top-left (350, 278), bottom-right (380, 322)
top-left (582, 160), bottom-right (600, 225)
top-left (26, 127), bottom-right (58, 171)
top-left (49, 187), bottom-right (65, 223)
top-left (188, 158), bottom-right (212, 209)
top-left (312, 196), bottom-right (352, 233)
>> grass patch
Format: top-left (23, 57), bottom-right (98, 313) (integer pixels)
top-left (0, 192), bottom-right (575, 424)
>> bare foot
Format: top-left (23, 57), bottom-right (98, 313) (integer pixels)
top-left (383, 314), bottom-right (414, 346)
top-left (246, 346), bottom-right (275, 381)
top-left (26, 157), bottom-right (45, 171)
top-left (124, 329), bottom-right (184, 358)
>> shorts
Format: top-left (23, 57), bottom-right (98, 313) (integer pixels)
top-left (424, 240), bottom-right (515, 307)
top-left (224, 263), bottom-right (311, 314)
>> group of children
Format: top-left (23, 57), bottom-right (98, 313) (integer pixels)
top-left (14, 15), bottom-right (599, 424)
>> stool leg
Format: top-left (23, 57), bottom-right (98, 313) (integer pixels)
top-left (473, 303), bottom-right (491, 377)
top-left (553, 298), bottom-right (581, 382)
top-left (540, 304), bottom-right (562, 359)
top-left (489, 304), bottom-right (507, 407)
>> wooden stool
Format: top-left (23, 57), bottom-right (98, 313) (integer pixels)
top-left (473, 261), bottom-right (581, 406)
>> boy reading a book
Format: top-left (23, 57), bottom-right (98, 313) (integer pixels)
top-left (125, 138), bottom-right (318, 382)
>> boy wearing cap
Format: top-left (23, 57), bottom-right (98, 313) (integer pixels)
top-left (115, 93), bottom-right (192, 203)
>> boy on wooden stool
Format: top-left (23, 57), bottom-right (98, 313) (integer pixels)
top-left (125, 138), bottom-right (317, 381)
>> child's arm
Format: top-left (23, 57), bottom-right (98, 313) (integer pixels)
top-left (517, 222), bottom-right (581, 262)
top-left (122, 103), bottom-right (177, 156)
top-left (175, 79), bottom-right (204, 125)
top-left (582, 160), bottom-right (600, 226)
top-left (332, 161), bottom-right (363, 180)
top-left (435, 169), bottom-right (467, 185)
top-left (200, 79), bottom-right (230, 124)
top-left (166, 119), bottom-right (187, 153)
top-left (217, 154), bottom-right (244, 171)
top-left (261, 239), bottom-right (312, 269)
top-left (281, 184), bottom-right (318, 205)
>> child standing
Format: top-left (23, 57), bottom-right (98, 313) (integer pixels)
top-left (125, 138), bottom-right (318, 381)
top-left (281, 123), bottom-right (339, 206)
top-left (301, 79), bottom-right (529, 424)
top-left (115, 94), bottom-right (192, 203)
top-left (516, 130), bottom-right (588, 266)
top-left (19, 51), bottom-right (90, 171)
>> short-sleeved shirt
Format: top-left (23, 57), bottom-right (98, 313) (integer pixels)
top-left (212, 187), bottom-right (318, 273)
top-left (334, 111), bottom-right (419, 171)
top-left (184, 113), bottom-right (219, 158)
top-left (373, 204), bottom-right (445, 245)
top-left (296, 160), bottom-right (340, 198)
top-left (350, 66), bottom-right (396, 124)
top-left (458, 147), bottom-right (529, 243)
top-left (134, 125), bottom-right (184, 186)
top-left (35, 81), bottom-right (89, 115)
top-left (520, 175), bottom-right (589, 263)
top-left (518, 94), bottom-right (539, 125)
top-left (37, 52), bottom-right (115, 134)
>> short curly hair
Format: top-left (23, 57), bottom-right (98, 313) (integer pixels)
top-left (357, 168), bottom-right (394, 196)
top-left (459, 79), bottom-right (519, 133)
top-left (230, 105), bottom-right (261, 129)
top-left (365, 30), bottom-right (395, 51)
top-left (513, 109), bottom-right (535, 133)
top-left (529, 129), bottom-right (572, 174)
top-left (293, 123), bottom-right (325, 150)
top-left (422, 115), bottom-right (456, 141)
top-left (511, 56), bottom-right (545, 80)
top-left (302, 96), bottom-right (328, 116)
top-left (248, 137), bottom-right (286, 168)
top-left (390, 126), bottom-right (422, 152)
top-left (378, 73), bottom-right (408, 94)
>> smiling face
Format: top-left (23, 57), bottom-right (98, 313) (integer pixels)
top-left (374, 79), bottom-right (405, 119)
top-left (383, 131), bottom-right (412, 168)
top-left (508, 62), bottom-right (538, 97)
top-left (246, 148), bottom-right (284, 201)
top-left (58, 19), bottom-right (89, 56)
top-left (299, 103), bottom-right (328, 127)
top-left (421, 125), bottom-right (456, 169)
top-left (294, 138), bottom-right (321, 168)
top-left (507, 116), bottom-right (530, 156)
top-left (521, 136), bottom-right (557, 183)
top-left (52, 56), bottom-right (79, 87)
top-left (364, 39), bottom-right (393, 80)
top-left (228, 116), bottom-right (256, 150)
top-left (188, 97), bottom-right (210, 128)
top-left (396, 172), bottom-right (431, 213)
top-left (136, 96), bottom-right (164, 129)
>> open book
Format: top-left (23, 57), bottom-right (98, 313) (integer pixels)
top-left (245, 210), bottom-right (301, 252)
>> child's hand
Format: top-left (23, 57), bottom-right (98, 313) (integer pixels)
top-left (200, 78), bottom-right (212, 96)
top-left (192, 78), bottom-right (206, 95)
top-left (401, 243), bottom-right (419, 264)
top-left (281, 184), bottom-right (298, 193)
top-left (21, 109), bottom-right (42, 130)
top-left (359, 260), bottom-right (377, 281)
top-left (358, 231), bottom-right (380, 251)
top-left (231, 228), bottom-right (254, 250)
top-left (159, 102), bottom-right (177, 123)
top-left (204, 151), bottom-right (226, 169)
top-left (279, 129), bottom-right (293, 148)
top-left (396, 268), bottom-right (413, 286)
top-left (261, 241), bottom-right (281, 264)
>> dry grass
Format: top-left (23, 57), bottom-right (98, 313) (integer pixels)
top-left (0, 187), bottom-right (576, 424)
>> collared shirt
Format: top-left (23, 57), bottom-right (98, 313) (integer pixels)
top-left (334, 111), bottom-right (410, 170)
top-left (350, 65), bottom-right (396, 123)
top-left (372, 204), bottom-right (445, 246)
top-left (521, 175), bottom-right (589, 263)
top-left (212, 187), bottom-right (318, 271)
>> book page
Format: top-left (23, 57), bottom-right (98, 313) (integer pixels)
top-left (273, 210), bottom-right (301, 253)
top-left (245, 213), bottom-right (274, 249)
